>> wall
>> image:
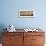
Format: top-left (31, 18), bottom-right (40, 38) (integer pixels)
top-left (0, 0), bottom-right (46, 43)
top-left (0, 0), bottom-right (46, 31)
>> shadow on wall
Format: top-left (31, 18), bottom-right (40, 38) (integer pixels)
top-left (0, 24), bottom-right (7, 43)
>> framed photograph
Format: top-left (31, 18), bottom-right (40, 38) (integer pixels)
top-left (19, 9), bottom-right (36, 17)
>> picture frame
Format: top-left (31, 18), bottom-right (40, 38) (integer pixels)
top-left (19, 9), bottom-right (36, 17)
